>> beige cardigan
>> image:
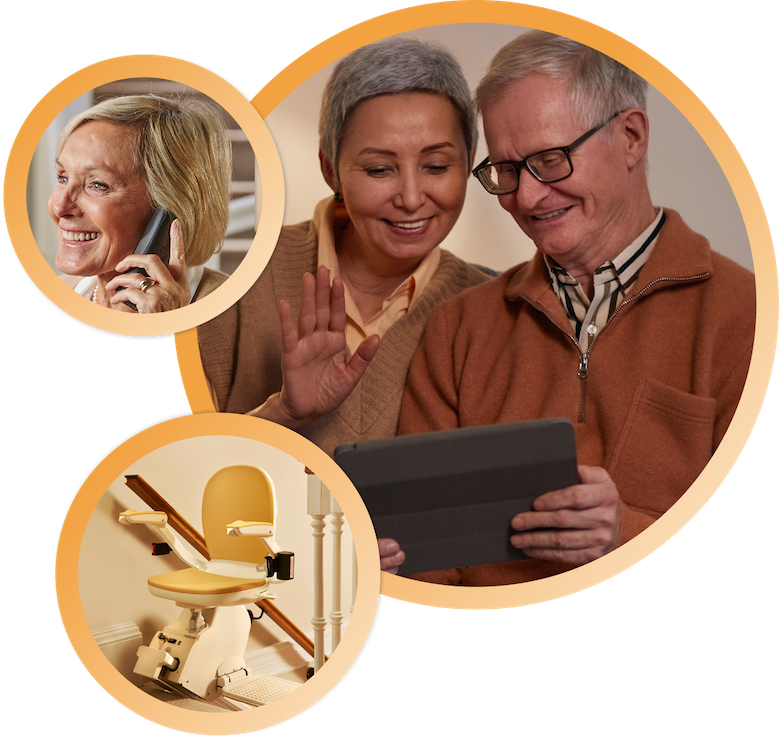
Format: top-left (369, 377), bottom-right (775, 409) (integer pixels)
top-left (198, 218), bottom-right (492, 456)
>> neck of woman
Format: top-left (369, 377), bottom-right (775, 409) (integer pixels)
top-left (335, 226), bottom-right (421, 322)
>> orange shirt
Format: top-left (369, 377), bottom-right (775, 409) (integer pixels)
top-left (313, 198), bottom-right (441, 355)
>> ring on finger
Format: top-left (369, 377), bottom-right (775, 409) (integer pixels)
top-left (139, 278), bottom-right (157, 293)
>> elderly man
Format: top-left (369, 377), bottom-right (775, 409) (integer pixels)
top-left (388, 31), bottom-right (756, 585)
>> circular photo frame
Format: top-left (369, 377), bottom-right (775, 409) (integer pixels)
top-left (6, 55), bottom-right (284, 337)
top-left (56, 413), bottom-right (380, 734)
top-left (175, 2), bottom-right (776, 610)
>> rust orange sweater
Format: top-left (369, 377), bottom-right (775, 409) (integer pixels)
top-left (398, 210), bottom-right (756, 586)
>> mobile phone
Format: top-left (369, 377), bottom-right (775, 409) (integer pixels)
top-left (116, 207), bottom-right (174, 309)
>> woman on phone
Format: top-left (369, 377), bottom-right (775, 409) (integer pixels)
top-left (49, 94), bottom-right (231, 312)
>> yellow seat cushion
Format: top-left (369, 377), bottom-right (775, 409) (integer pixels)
top-left (148, 568), bottom-right (267, 595)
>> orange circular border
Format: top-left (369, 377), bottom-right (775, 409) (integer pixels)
top-left (56, 413), bottom-right (380, 734)
top-left (175, 1), bottom-right (778, 610)
top-left (5, 55), bottom-right (284, 337)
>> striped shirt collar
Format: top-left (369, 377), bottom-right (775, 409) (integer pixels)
top-left (544, 208), bottom-right (666, 349)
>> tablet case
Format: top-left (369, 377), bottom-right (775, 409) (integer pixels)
top-left (334, 419), bottom-right (578, 575)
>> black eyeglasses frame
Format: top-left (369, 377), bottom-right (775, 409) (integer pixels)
top-left (472, 111), bottom-right (624, 195)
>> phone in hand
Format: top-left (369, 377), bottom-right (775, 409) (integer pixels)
top-left (116, 207), bottom-right (174, 309)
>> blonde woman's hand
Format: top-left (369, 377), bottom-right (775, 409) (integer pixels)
top-left (106, 220), bottom-right (191, 312)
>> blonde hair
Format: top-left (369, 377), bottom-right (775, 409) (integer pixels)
top-left (57, 94), bottom-right (232, 266)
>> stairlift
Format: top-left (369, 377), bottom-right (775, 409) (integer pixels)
top-left (119, 465), bottom-right (300, 707)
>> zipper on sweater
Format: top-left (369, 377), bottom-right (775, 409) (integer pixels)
top-left (531, 310), bottom-right (588, 422)
top-left (527, 272), bottom-right (711, 425)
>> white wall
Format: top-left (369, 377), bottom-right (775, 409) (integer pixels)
top-left (266, 23), bottom-right (752, 273)
top-left (78, 435), bottom-right (353, 663)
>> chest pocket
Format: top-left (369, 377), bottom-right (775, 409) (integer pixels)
top-left (607, 378), bottom-right (716, 517)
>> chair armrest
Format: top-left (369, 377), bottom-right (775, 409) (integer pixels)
top-left (226, 520), bottom-right (281, 557)
top-left (119, 510), bottom-right (167, 527)
top-left (119, 510), bottom-right (207, 570)
top-left (226, 520), bottom-right (274, 538)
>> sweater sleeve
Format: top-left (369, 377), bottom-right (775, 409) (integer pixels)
top-left (397, 301), bottom-right (462, 435)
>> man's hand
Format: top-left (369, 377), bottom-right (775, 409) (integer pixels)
top-left (510, 465), bottom-right (621, 564)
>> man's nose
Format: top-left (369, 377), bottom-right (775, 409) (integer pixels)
top-left (514, 166), bottom-right (552, 210)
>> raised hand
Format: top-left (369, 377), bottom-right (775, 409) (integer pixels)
top-left (262, 265), bottom-right (380, 428)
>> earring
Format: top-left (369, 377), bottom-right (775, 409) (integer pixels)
top-left (334, 192), bottom-right (344, 203)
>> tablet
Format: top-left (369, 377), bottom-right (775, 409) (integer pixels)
top-left (334, 418), bottom-right (578, 575)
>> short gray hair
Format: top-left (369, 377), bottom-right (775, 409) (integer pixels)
top-left (319, 37), bottom-right (477, 181)
top-left (476, 31), bottom-right (648, 130)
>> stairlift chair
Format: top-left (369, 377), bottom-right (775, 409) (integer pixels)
top-left (119, 465), bottom-right (299, 707)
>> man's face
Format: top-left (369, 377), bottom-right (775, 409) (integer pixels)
top-left (483, 74), bottom-right (635, 273)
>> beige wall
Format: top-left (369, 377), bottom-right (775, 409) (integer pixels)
top-left (267, 23), bottom-right (752, 273)
top-left (78, 435), bottom-right (353, 659)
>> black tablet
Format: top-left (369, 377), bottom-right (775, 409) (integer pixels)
top-left (334, 418), bottom-right (578, 575)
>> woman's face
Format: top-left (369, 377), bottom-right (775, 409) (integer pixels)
top-left (334, 91), bottom-right (469, 275)
top-left (49, 120), bottom-right (154, 278)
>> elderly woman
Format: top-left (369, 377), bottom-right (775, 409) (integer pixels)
top-left (49, 94), bottom-right (231, 312)
top-left (198, 39), bottom-right (493, 569)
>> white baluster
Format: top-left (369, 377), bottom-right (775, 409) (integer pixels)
top-left (307, 471), bottom-right (330, 673)
top-left (329, 488), bottom-right (343, 651)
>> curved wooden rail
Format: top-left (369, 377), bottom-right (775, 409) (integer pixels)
top-left (124, 474), bottom-right (316, 658)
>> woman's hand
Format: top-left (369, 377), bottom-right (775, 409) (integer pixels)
top-left (260, 265), bottom-right (380, 429)
top-left (379, 538), bottom-right (405, 574)
top-left (106, 220), bottom-right (191, 312)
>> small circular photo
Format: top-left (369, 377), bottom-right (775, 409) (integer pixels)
top-left (7, 56), bottom-right (284, 336)
top-left (56, 413), bottom-right (379, 733)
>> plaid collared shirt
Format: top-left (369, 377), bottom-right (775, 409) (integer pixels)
top-left (545, 209), bottom-right (666, 350)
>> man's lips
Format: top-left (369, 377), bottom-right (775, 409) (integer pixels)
top-left (531, 207), bottom-right (571, 221)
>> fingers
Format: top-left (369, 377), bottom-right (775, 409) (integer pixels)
top-left (279, 300), bottom-right (298, 354)
top-left (297, 267), bottom-right (341, 337)
top-left (509, 465), bottom-right (621, 564)
top-left (297, 272), bottom-right (317, 337)
top-left (166, 220), bottom-right (187, 285)
top-left (378, 538), bottom-right (405, 574)
top-left (347, 334), bottom-right (380, 378)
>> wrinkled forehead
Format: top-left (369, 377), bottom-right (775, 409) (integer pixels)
top-left (58, 119), bottom-right (142, 174)
top-left (482, 75), bottom-right (583, 152)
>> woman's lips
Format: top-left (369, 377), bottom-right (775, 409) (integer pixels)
top-left (61, 230), bottom-right (100, 243)
top-left (385, 217), bottom-right (432, 235)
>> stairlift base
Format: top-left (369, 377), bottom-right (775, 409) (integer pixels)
top-left (133, 605), bottom-right (300, 706)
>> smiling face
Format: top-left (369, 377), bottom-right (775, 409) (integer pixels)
top-left (49, 120), bottom-right (154, 279)
top-left (483, 74), bottom-right (646, 277)
top-left (329, 91), bottom-right (469, 277)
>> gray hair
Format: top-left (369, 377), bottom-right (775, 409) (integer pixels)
top-left (319, 37), bottom-right (477, 182)
top-left (476, 31), bottom-right (648, 130)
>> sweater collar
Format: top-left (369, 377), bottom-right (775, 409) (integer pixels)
top-left (504, 208), bottom-right (713, 309)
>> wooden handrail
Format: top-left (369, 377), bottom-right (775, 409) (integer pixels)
top-left (124, 474), bottom-right (316, 658)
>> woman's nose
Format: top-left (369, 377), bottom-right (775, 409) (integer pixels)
top-left (49, 183), bottom-right (82, 219)
top-left (393, 172), bottom-right (426, 211)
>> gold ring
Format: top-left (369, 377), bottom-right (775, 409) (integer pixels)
top-left (139, 278), bottom-right (157, 293)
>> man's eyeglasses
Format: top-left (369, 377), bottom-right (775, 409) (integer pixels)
top-left (472, 111), bottom-right (623, 195)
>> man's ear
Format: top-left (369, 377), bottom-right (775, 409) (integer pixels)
top-left (620, 108), bottom-right (650, 169)
top-left (319, 150), bottom-right (339, 192)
